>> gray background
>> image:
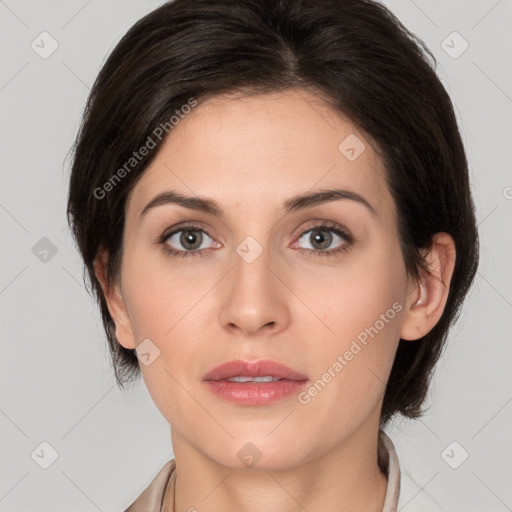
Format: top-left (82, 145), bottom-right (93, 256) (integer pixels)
top-left (1, 1), bottom-right (511, 511)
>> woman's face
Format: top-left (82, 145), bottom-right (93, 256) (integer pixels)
top-left (112, 89), bottom-right (416, 469)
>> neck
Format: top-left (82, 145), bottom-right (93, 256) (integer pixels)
top-left (166, 424), bottom-right (388, 512)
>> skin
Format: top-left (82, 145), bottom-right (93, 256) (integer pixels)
top-left (95, 89), bottom-right (456, 512)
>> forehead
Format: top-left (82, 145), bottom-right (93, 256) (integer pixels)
top-left (125, 89), bottom-right (395, 223)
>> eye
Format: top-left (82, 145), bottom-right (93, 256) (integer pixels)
top-left (163, 226), bottom-right (216, 255)
top-left (295, 222), bottom-right (352, 256)
top-left (158, 221), bottom-right (352, 259)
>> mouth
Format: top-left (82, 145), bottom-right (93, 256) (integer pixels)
top-left (203, 359), bottom-right (309, 406)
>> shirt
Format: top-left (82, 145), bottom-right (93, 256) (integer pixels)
top-left (124, 431), bottom-right (444, 511)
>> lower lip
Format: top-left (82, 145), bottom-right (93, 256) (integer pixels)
top-left (204, 379), bottom-right (309, 405)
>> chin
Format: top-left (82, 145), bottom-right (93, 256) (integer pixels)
top-left (202, 436), bottom-right (312, 472)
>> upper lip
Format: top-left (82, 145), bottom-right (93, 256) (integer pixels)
top-left (203, 359), bottom-right (308, 381)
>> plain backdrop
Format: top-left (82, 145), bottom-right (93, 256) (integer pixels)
top-left (1, 1), bottom-right (511, 511)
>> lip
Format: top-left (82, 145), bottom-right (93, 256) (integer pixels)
top-left (203, 359), bottom-right (309, 406)
top-left (203, 359), bottom-right (308, 381)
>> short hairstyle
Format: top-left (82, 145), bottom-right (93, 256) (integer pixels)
top-left (67, 0), bottom-right (479, 426)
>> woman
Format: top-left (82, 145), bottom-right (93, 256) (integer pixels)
top-left (67, 0), bottom-right (479, 510)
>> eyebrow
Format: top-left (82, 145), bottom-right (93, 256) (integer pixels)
top-left (140, 188), bottom-right (376, 218)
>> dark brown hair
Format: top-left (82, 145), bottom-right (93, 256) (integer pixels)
top-left (67, 0), bottom-right (479, 426)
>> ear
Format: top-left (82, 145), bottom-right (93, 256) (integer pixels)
top-left (93, 247), bottom-right (137, 350)
top-left (400, 232), bottom-right (456, 341)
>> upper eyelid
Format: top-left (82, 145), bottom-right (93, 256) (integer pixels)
top-left (162, 221), bottom-right (348, 236)
top-left (161, 221), bottom-right (215, 238)
top-left (299, 220), bottom-right (350, 234)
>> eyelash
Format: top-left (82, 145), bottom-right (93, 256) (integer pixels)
top-left (157, 220), bottom-right (354, 259)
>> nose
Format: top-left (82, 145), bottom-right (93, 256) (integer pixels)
top-left (218, 243), bottom-right (291, 337)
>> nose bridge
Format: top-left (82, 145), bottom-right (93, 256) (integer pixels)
top-left (218, 236), bottom-right (289, 335)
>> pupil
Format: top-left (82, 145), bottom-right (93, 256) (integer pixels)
top-left (311, 229), bottom-right (331, 250)
top-left (181, 230), bottom-right (202, 250)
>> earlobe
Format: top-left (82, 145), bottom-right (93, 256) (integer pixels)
top-left (400, 232), bottom-right (456, 341)
top-left (93, 248), bottom-right (137, 350)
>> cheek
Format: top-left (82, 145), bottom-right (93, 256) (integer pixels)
top-left (119, 250), bottom-right (219, 417)
top-left (121, 249), bottom-right (215, 342)
top-left (290, 242), bottom-right (406, 419)
top-left (294, 238), bottom-right (406, 343)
